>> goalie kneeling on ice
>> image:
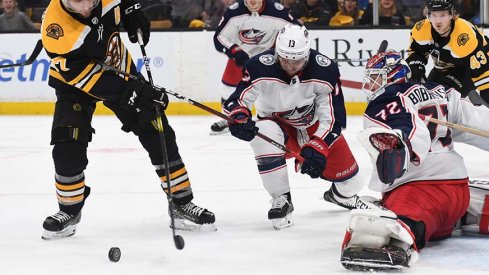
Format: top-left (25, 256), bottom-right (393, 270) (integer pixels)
top-left (340, 208), bottom-right (419, 271)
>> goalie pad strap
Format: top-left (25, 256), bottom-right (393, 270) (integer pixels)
top-left (480, 195), bottom-right (489, 234)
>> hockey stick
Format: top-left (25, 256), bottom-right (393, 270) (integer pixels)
top-left (468, 90), bottom-right (489, 108)
top-left (95, 60), bottom-right (305, 162)
top-left (419, 115), bottom-right (489, 138)
top-left (137, 30), bottom-right (185, 250)
top-left (0, 39), bottom-right (43, 69)
top-left (333, 40), bottom-right (388, 63)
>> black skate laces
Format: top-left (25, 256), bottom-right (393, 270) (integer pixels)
top-left (51, 211), bottom-right (73, 222)
top-left (182, 202), bottom-right (205, 216)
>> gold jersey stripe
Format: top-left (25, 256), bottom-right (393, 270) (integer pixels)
top-left (472, 69), bottom-right (489, 82)
top-left (56, 181), bottom-right (85, 191)
top-left (68, 62), bottom-right (96, 86)
top-left (476, 82), bottom-right (489, 91)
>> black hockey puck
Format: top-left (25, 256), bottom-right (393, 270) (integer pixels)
top-left (108, 247), bottom-right (121, 262)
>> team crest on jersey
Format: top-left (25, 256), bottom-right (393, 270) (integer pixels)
top-left (274, 3), bottom-right (284, 10)
top-left (104, 34), bottom-right (122, 69)
top-left (229, 2), bottom-right (239, 10)
top-left (239, 28), bottom-right (266, 44)
top-left (259, 54), bottom-right (275, 65)
top-left (415, 20), bottom-right (424, 31)
top-left (272, 104), bottom-right (316, 127)
top-left (46, 23), bottom-right (64, 40)
top-left (457, 33), bottom-right (470, 46)
top-left (316, 55), bottom-right (331, 67)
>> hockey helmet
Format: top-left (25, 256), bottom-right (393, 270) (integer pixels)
top-left (427, 0), bottom-right (454, 12)
top-left (275, 24), bottom-right (311, 61)
top-left (362, 51), bottom-right (411, 101)
top-left (61, 0), bottom-right (100, 14)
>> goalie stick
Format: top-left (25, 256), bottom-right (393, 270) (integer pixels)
top-left (0, 39), bottom-right (43, 69)
top-left (95, 59), bottom-right (305, 163)
top-left (334, 40), bottom-right (388, 63)
top-left (137, 30), bottom-right (185, 250)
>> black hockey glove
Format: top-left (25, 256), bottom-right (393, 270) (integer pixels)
top-left (120, 79), bottom-right (168, 112)
top-left (228, 107), bottom-right (258, 142)
top-left (121, 0), bottom-right (150, 45)
top-left (441, 71), bottom-right (476, 97)
top-left (370, 132), bottom-right (410, 184)
top-left (297, 138), bottom-right (328, 179)
top-left (226, 44), bottom-right (250, 67)
top-left (407, 60), bottom-right (426, 83)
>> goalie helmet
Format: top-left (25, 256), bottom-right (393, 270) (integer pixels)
top-left (362, 51), bottom-right (411, 102)
top-left (275, 24), bottom-right (311, 61)
top-left (61, 0), bottom-right (100, 14)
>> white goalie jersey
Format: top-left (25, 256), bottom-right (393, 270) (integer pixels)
top-left (363, 82), bottom-right (489, 192)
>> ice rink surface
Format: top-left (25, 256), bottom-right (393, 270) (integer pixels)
top-left (1, 115), bottom-right (488, 275)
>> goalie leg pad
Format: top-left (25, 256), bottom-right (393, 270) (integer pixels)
top-left (460, 180), bottom-right (489, 235)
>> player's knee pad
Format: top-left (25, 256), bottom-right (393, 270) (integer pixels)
top-left (138, 129), bottom-right (180, 165)
top-left (344, 208), bottom-right (415, 250)
top-left (52, 142), bottom-right (88, 176)
top-left (51, 126), bottom-right (93, 146)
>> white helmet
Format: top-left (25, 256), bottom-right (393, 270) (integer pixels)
top-left (61, 0), bottom-right (100, 14)
top-left (275, 24), bottom-right (311, 61)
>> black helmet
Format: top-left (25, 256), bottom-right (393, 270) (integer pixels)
top-left (426, 0), bottom-right (453, 11)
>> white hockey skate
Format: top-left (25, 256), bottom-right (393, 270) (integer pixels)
top-left (170, 201), bottom-right (217, 232)
top-left (268, 194), bottom-right (294, 230)
top-left (42, 211), bottom-right (81, 240)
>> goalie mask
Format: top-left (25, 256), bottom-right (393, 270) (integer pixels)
top-left (61, 0), bottom-right (100, 15)
top-left (362, 51), bottom-right (411, 102)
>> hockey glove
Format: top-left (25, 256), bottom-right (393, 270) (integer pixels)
top-left (228, 107), bottom-right (258, 142)
top-left (121, 0), bottom-right (150, 46)
top-left (369, 132), bottom-right (410, 184)
top-left (226, 45), bottom-right (250, 67)
top-left (121, 79), bottom-right (169, 112)
top-left (298, 137), bottom-right (328, 179)
top-left (407, 60), bottom-right (426, 83)
top-left (441, 71), bottom-right (476, 96)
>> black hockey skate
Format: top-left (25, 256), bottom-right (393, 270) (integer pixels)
top-left (268, 193), bottom-right (294, 230)
top-left (341, 245), bottom-right (411, 272)
top-left (171, 201), bottom-right (217, 232)
top-left (210, 119), bottom-right (229, 135)
top-left (42, 211), bottom-right (81, 240)
top-left (324, 188), bottom-right (364, 210)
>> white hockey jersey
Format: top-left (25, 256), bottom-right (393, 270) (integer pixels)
top-left (364, 82), bottom-right (489, 192)
top-left (224, 49), bottom-right (347, 147)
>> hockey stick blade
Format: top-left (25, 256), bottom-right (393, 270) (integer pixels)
top-left (377, 40), bottom-right (388, 54)
top-left (0, 39), bottom-right (43, 69)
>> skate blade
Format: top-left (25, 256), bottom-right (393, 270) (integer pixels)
top-left (170, 219), bottom-right (217, 232)
top-left (42, 225), bottom-right (77, 240)
top-left (271, 214), bottom-right (294, 230)
top-left (209, 128), bottom-right (230, 136)
top-left (341, 259), bottom-right (407, 272)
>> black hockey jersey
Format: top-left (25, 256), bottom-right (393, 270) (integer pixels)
top-left (41, 0), bottom-right (136, 102)
top-left (224, 49), bottom-right (346, 147)
top-left (406, 18), bottom-right (489, 94)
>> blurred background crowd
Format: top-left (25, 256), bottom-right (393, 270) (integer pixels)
top-left (0, 0), bottom-right (483, 32)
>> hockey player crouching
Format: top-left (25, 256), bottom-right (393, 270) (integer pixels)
top-left (40, 0), bottom-right (216, 239)
top-left (224, 24), bottom-right (365, 230)
top-left (340, 51), bottom-right (489, 271)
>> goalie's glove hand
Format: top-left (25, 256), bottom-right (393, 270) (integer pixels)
top-left (121, 0), bottom-right (150, 45)
top-left (226, 44), bottom-right (250, 67)
top-left (121, 79), bottom-right (168, 111)
top-left (370, 132), bottom-right (411, 184)
top-left (228, 107), bottom-right (258, 142)
top-left (297, 137), bottom-right (328, 179)
top-left (407, 60), bottom-right (426, 83)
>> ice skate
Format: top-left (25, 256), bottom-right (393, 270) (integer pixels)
top-left (341, 245), bottom-right (411, 271)
top-left (324, 188), bottom-right (364, 210)
top-left (170, 201), bottom-right (217, 232)
top-left (210, 119), bottom-right (230, 135)
top-left (42, 211), bottom-right (81, 240)
top-left (268, 193), bottom-right (294, 230)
